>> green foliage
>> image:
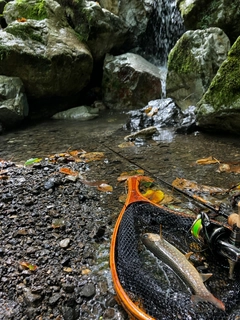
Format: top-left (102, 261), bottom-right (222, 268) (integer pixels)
top-left (15, 0), bottom-right (48, 20)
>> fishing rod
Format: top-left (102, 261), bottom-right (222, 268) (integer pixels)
top-left (102, 143), bottom-right (229, 218)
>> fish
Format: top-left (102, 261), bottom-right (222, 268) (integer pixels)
top-left (142, 232), bottom-right (225, 311)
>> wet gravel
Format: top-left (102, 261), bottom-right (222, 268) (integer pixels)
top-left (1, 114), bottom-right (240, 320)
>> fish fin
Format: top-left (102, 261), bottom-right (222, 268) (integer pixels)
top-left (159, 225), bottom-right (162, 240)
top-left (191, 294), bottom-right (225, 311)
top-left (199, 273), bottom-right (212, 282)
top-left (185, 251), bottom-right (194, 260)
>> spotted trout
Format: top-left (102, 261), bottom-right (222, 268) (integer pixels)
top-left (142, 232), bottom-right (225, 311)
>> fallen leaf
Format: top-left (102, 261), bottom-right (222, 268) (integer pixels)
top-left (117, 169), bottom-right (145, 181)
top-left (17, 17), bottom-right (27, 22)
top-left (59, 167), bottom-right (78, 176)
top-left (217, 163), bottom-right (240, 174)
top-left (118, 194), bottom-right (127, 203)
top-left (63, 267), bottom-right (72, 272)
top-left (196, 156), bottom-right (219, 165)
top-left (80, 152), bottom-right (104, 162)
top-left (52, 218), bottom-right (65, 229)
top-left (25, 158), bottom-right (42, 166)
top-left (118, 141), bottom-right (135, 148)
top-left (81, 268), bottom-right (91, 275)
top-left (142, 189), bottom-right (164, 203)
top-left (19, 261), bottom-right (37, 271)
top-left (97, 183), bottom-right (113, 192)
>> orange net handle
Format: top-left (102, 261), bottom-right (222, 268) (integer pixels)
top-left (110, 176), bottom-right (155, 320)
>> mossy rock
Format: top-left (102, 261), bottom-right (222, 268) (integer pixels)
top-left (196, 36), bottom-right (240, 133)
top-left (168, 33), bottom-right (200, 74)
top-left (4, 0), bottom-right (47, 21)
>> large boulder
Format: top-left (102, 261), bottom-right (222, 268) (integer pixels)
top-left (166, 28), bottom-right (230, 110)
top-left (177, 0), bottom-right (240, 44)
top-left (102, 52), bottom-right (162, 110)
top-left (196, 37), bottom-right (240, 134)
top-left (0, 76), bottom-right (29, 128)
top-left (59, 0), bottom-right (129, 61)
top-left (118, 0), bottom-right (153, 44)
top-left (1, 0), bottom-right (93, 99)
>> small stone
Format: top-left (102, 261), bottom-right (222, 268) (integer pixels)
top-left (49, 293), bottom-right (61, 306)
top-left (80, 283), bottom-right (95, 298)
top-left (23, 288), bottom-right (42, 307)
top-left (59, 238), bottom-right (71, 248)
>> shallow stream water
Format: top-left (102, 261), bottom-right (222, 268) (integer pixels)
top-left (1, 111), bottom-right (240, 319)
top-left (1, 110), bottom-right (240, 190)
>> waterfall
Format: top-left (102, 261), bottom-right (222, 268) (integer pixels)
top-left (140, 0), bottom-right (184, 66)
top-left (138, 0), bottom-right (184, 97)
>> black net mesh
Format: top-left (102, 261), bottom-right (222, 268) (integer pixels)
top-left (116, 202), bottom-right (240, 319)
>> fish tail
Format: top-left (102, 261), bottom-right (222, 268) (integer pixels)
top-left (191, 293), bottom-right (225, 311)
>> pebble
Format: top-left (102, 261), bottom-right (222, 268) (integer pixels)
top-left (80, 283), bottom-right (96, 298)
top-left (59, 238), bottom-right (71, 248)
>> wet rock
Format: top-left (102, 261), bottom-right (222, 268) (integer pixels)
top-left (2, 0), bottom-right (93, 100)
top-left (52, 106), bottom-right (99, 121)
top-left (102, 52), bottom-right (162, 110)
top-left (166, 28), bottom-right (230, 110)
top-left (80, 283), bottom-right (96, 298)
top-left (196, 36), bottom-right (240, 134)
top-left (0, 76), bottom-right (29, 129)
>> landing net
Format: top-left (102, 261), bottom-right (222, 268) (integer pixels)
top-left (115, 201), bottom-right (240, 319)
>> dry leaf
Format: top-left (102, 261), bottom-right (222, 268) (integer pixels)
top-left (196, 156), bottom-right (219, 165)
top-left (81, 268), bottom-right (91, 275)
top-left (59, 167), bottom-right (78, 176)
top-left (117, 169), bottom-right (145, 182)
top-left (17, 17), bottom-right (27, 22)
top-left (80, 152), bottom-right (104, 162)
top-left (118, 141), bottom-right (135, 148)
top-left (19, 261), bottom-right (37, 271)
top-left (118, 194), bottom-right (127, 203)
top-left (97, 183), bottom-right (113, 192)
top-left (142, 189), bottom-right (164, 203)
top-left (63, 267), bottom-right (72, 272)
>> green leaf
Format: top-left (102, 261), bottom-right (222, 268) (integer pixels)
top-left (25, 158), bottom-right (42, 166)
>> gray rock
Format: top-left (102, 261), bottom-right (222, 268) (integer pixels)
top-left (177, 0), bottom-right (240, 43)
top-left (0, 76), bottom-right (29, 128)
top-left (49, 293), bottom-right (61, 306)
top-left (80, 283), bottom-right (96, 298)
top-left (166, 28), bottom-right (230, 110)
top-left (1, 0), bottom-right (93, 99)
top-left (52, 106), bottom-right (99, 120)
top-left (102, 52), bottom-right (162, 110)
top-left (62, 0), bottom-right (129, 61)
top-left (23, 287), bottom-right (42, 307)
top-left (118, 0), bottom-right (153, 44)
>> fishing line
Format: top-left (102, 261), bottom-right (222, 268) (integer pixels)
top-left (102, 143), bottom-right (223, 216)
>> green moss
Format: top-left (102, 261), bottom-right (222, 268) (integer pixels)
top-left (200, 38), bottom-right (240, 110)
top-left (15, 0), bottom-right (47, 20)
top-left (168, 36), bottom-right (200, 74)
top-left (6, 23), bottom-right (43, 42)
top-left (0, 46), bottom-right (9, 60)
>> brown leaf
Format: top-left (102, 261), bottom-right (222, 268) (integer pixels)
top-left (59, 167), bottom-right (78, 176)
top-left (117, 169), bottom-right (145, 182)
top-left (196, 156), bottom-right (220, 165)
top-left (19, 261), bottom-right (37, 271)
top-left (80, 152), bottom-right (104, 162)
top-left (97, 183), bottom-right (113, 192)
